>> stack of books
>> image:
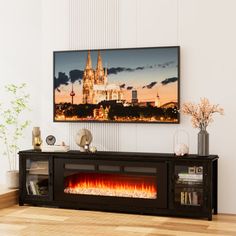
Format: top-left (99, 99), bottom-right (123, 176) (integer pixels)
top-left (178, 173), bottom-right (203, 183)
top-left (41, 145), bottom-right (70, 152)
top-left (180, 191), bottom-right (199, 205)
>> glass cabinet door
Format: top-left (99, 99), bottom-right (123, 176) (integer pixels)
top-left (25, 158), bottom-right (50, 197)
top-left (174, 164), bottom-right (204, 207)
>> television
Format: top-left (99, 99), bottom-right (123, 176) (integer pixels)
top-left (53, 46), bottom-right (180, 123)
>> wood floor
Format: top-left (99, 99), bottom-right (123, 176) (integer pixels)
top-left (0, 206), bottom-right (236, 236)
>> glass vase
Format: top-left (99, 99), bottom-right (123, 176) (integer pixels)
top-left (198, 129), bottom-right (209, 156)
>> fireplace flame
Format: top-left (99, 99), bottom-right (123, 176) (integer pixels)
top-left (64, 173), bottom-right (157, 199)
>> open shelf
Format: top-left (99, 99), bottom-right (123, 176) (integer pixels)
top-left (175, 184), bottom-right (203, 188)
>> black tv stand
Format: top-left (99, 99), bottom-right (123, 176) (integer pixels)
top-left (19, 150), bottom-right (218, 220)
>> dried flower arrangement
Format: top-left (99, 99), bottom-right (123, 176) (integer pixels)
top-left (181, 98), bottom-right (224, 130)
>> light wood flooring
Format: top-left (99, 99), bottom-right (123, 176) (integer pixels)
top-left (0, 205), bottom-right (236, 236)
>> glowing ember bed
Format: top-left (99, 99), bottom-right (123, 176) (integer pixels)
top-left (64, 173), bottom-right (157, 199)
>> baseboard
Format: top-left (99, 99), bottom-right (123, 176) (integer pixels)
top-left (0, 186), bottom-right (19, 209)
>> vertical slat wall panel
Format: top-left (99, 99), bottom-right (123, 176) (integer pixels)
top-left (65, 0), bottom-right (178, 152)
top-left (67, 0), bottom-right (120, 151)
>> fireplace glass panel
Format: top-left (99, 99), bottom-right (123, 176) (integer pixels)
top-left (64, 172), bottom-right (157, 199)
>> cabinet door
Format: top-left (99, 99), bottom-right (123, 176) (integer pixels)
top-left (173, 162), bottom-right (206, 209)
top-left (23, 156), bottom-right (53, 201)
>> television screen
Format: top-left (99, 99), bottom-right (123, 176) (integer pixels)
top-left (54, 46), bottom-right (180, 123)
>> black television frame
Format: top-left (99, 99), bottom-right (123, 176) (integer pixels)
top-left (53, 46), bottom-right (180, 124)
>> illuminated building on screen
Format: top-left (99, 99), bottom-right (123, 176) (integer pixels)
top-left (82, 51), bottom-right (123, 104)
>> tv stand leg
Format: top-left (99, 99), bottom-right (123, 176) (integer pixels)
top-left (208, 215), bottom-right (212, 221)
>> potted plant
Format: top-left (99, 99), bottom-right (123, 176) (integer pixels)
top-left (0, 83), bottom-right (30, 188)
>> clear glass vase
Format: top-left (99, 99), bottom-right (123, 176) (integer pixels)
top-left (198, 129), bottom-right (209, 156)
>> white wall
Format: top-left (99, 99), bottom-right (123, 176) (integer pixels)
top-left (0, 0), bottom-right (42, 183)
top-left (41, 0), bottom-right (236, 214)
top-left (0, 0), bottom-right (235, 214)
top-left (178, 0), bottom-right (236, 214)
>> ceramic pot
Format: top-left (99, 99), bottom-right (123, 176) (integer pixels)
top-left (6, 170), bottom-right (19, 189)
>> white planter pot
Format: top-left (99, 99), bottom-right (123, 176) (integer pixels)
top-left (6, 170), bottom-right (19, 189)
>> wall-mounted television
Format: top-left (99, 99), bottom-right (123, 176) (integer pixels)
top-left (54, 46), bottom-right (180, 123)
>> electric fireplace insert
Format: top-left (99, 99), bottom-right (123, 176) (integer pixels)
top-left (54, 158), bottom-right (167, 211)
top-left (64, 172), bottom-right (157, 199)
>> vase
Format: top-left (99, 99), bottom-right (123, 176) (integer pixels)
top-left (6, 170), bottom-right (19, 189)
top-left (198, 129), bottom-right (209, 156)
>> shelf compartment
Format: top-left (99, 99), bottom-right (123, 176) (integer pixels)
top-left (26, 160), bottom-right (49, 175)
top-left (175, 189), bottom-right (203, 207)
top-left (175, 185), bottom-right (203, 189)
top-left (26, 176), bottom-right (49, 196)
top-left (26, 159), bottom-right (49, 196)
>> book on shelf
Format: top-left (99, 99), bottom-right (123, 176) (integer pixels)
top-left (184, 192), bottom-right (188, 204)
top-left (28, 180), bottom-right (47, 195)
top-left (180, 192), bottom-right (185, 204)
top-left (29, 181), bottom-right (38, 195)
top-left (178, 173), bottom-right (203, 179)
top-left (178, 173), bottom-right (203, 183)
top-left (176, 180), bottom-right (203, 185)
top-left (41, 145), bottom-right (70, 152)
top-left (188, 192), bottom-right (192, 205)
top-left (192, 192), bottom-right (198, 205)
top-left (26, 184), bottom-right (31, 195)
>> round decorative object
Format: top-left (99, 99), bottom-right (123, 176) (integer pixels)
top-left (75, 129), bottom-right (93, 152)
top-left (173, 129), bottom-right (189, 156)
top-left (46, 135), bottom-right (56, 145)
top-left (174, 143), bottom-right (189, 156)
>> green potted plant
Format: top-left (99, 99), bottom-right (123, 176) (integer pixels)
top-left (0, 83), bottom-right (30, 188)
